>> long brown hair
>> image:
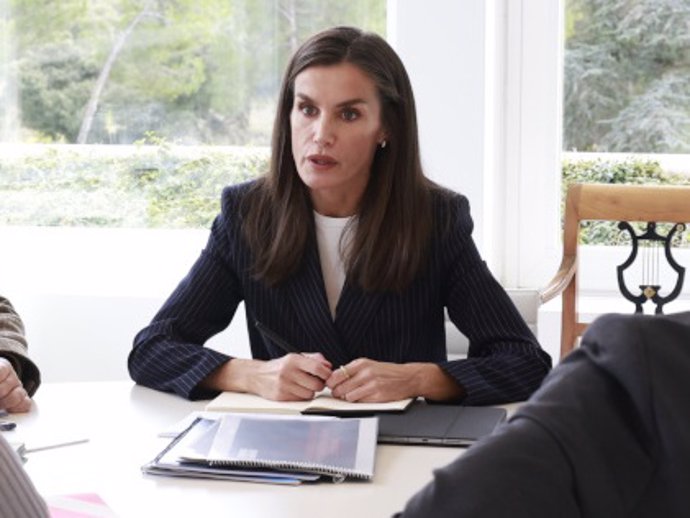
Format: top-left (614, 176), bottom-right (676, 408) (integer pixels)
top-left (242, 26), bottom-right (433, 292)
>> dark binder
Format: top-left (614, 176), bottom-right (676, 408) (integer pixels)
top-left (377, 401), bottom-right (506, 446)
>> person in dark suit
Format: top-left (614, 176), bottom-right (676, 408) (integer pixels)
top-left (128, 26), bottom-right (551, 405)
top-left (397, 311), bottom-right (690, 518)
top-left (0, 295), bottom-right (40, 413)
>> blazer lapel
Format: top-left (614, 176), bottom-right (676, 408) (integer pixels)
top-left (334, 279), bottom-right (387, 359)
top-left (284, 239), bottom-right (350, 365)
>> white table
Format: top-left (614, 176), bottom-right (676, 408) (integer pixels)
top-left (4, 382), bottom-right (474, 518)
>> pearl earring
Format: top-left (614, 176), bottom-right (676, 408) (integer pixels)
top-left (380, 140), bottom-right (387, 149)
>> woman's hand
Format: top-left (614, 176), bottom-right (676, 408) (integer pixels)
top-left (0, 358), bottom-right (32, 413)
top-left (203, 353), bottom-right (333, 401)
top-left (249, 353), bottom-right (333, 401)
top-left (326, 358), bottom-right (465, 403)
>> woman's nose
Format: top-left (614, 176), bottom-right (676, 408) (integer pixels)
top-left (312, 117), bottom-right (334, 147)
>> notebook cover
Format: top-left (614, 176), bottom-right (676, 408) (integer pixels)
top-left (377, 402), bottom-right (506, 446)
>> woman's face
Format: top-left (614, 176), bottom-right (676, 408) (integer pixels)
top-left (290, 62), bottom-right (385, 217)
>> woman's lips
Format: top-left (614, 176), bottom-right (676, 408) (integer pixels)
top-left (307, 154), bottom-right (338, 167)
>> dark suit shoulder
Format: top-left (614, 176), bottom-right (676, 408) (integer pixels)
top-left (428, 186), bottom-right (474, 241)
top-left (220, 179), bottom-right (260, 216)
top-left (581, 311), bottom-right (690, 387)
top-left (429, 185), bottom-right (469, 209)
top-left (587, 311), bottom-right (690, 334)
top-left (583, 311), bottom-right (690, 361)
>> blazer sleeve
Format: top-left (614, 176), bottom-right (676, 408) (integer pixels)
top-left (0, 296), bottom-right (41, 397)
top-left (436, 193), bottom-right (551, 404)
top-left (128, 188), bottom-right (245, 400)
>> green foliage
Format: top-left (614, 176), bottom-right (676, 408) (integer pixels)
top-left (19, 43), bottom-right (99, 141)
top-left (564, 0), bottom-right (690, 153)
top-left (0, 144), bottom-right (268, 228)
top-left (3, 146), bottom-right (689, 239)
top-left (562, 157), bottom-right (690, 245)
top-left (562, 157), bottom-right (677, 187)
top-left (5, 0), bottom-right (386, 145)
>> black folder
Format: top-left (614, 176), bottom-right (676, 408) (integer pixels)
top-left (377, 401), bottom-right (506, 447)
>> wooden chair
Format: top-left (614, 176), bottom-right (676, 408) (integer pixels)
top-left (540, 183), bottom-right (690, 359)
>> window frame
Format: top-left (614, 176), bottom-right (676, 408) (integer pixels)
top-left (390, 0), bottom-right (565, 290)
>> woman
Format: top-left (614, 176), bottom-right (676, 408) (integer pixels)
top-left (128, 26), bottom-right (551, 405)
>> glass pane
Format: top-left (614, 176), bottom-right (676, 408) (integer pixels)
top-left (561, 0), bottom-right (690, 249)
top-left (0, 0), bottom-right (386, 228)
top-left (563, 0), bottom-right (690, 154)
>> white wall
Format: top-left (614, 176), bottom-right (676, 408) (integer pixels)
top-left (1, 227), bottom-right (249, 382)
top-left (389, 0), bottom-right (564, 289)
top-left (502, 0), bottom-right (564, 290)
top-left (388, 0), bottom-right (491, 257)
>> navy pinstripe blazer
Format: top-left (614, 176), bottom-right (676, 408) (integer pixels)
top-left (128, 181), bottom-right (551, 404)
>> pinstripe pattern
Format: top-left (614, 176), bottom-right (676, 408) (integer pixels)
top-left (128, 181), bottom-right (552, 404)
top-left (0, 435), bottom-right (49, 518)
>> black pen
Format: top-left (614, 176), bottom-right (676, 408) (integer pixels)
top-left (255, 320), bottom-right (303, 355)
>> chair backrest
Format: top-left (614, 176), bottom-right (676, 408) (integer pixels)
top-left (540, 183), bottom-right (690, 359)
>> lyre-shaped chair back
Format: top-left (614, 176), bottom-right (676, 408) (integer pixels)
top-left (540, 183), bottom-right (690, 359)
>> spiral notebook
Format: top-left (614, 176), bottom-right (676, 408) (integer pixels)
top-left (144, 417), bottom-right (321, 484)
top-left (145, 414), bottom-right (378, 483)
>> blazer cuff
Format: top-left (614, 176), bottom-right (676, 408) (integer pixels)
top-left (0, 352), bottom-right (41, 397)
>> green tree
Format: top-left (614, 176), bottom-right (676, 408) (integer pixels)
top-left (564, 0), bottom-right (690, 153)
top-left (19, 42), bottom-right (99, 141)
top-left (8, 0), bottom-right (385, 145)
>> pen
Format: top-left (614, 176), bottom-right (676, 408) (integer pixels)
top-left (255, 320), bottom-right (303, 355)
top-left (23, 438), bottom-right (90, 454)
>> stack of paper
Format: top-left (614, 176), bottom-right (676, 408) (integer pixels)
top-left (144, 413), bottom-right (378, 485)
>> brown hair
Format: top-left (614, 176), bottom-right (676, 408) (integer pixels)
top-left (242, 26), bottom-right (433, 292)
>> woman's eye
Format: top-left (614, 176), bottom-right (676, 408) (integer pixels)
top-left (300, 104), bottom-right (317, 116)
top-left (341, 109), bottom-right (359, 121)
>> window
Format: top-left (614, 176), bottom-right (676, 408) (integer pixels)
top-left (533, 0), bottom-right (690, 356)
top-left (0, 0), bottom-right (386, 228)
top-left (564, 0), bottom-right (690, 154)
top-left (562, 0), bottom-right (690, 282)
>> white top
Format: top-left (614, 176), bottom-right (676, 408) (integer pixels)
top-left (314, 212), bottom-right (354, 319)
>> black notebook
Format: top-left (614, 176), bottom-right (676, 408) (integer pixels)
top-left (377, 402), bottom-right (506, 447)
